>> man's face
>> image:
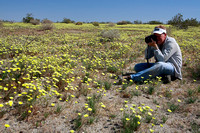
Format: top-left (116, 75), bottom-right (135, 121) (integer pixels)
top-left (154, 33), bottom-right (166, 45)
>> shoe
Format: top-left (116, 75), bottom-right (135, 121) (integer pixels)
top-left (113, 75), bottom-right (131, 85)
top-left (122, 72), bottom-right (135, 76)
top-left (162, 75), bottom-right (171, 84)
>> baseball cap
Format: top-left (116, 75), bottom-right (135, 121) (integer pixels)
top-left (153, 27), bottom-right (167, 34)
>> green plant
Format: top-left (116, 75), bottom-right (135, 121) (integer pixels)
top-left (109, 114), bottom-right (117, 119)
top-left (190, 121), bottom-right (200, 133)
top-left (167, 13), bottom-right (199, 29)
top-left (188, 89), bottom-right (194, 97)
top-left (87, 94), bottom-right (101, 115)
top-left (88, 116), bottom-right (95, 124)
top-left (92, 22), bottom-right (99, 26)
top-left (104, 81), bottom-right (112, 90)
top-left (44, 112), bottom-right (49, 118)
top-left (62, 18), bottom-right (75, 23)
top-left (122, 113), bottom-right (140, 132)
top-left (164, 90), bottom-right (172, 98)
top-left (145, 115), bottom-right (152, 123)
top-left (161, 115), bottom-right (168, 123)
top-left (122, 83), bottom-right (129, 90)
top-left (168, 103), bottom-right (179, 112)
top-left (55, 104), bottom-right (62, 114)
top-left (17, 110), bottom-right (28, 121)
top-left (76, 22), bottom-right (83, 25)
top-left (147, 20), bottom-right (163, 24)
top-left (22, 13), bottom-right (34, 23)
top-left (148, 86), bottom-right (155, 95)
top-left (185, 97), bottom-right (197, 104)
top-left (74, 115), bottom-right (82, 129)
top-left (117, 21), bottom-right (132, 25)
top-left (198, 86), bottom-right (200, 93)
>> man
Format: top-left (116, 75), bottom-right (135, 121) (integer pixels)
top-left (124, 25), bottom-right (182, 83)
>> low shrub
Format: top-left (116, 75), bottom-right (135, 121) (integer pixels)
top-left (117, 21), bottom-right (132, 25)
top-left (92, 22), bottom-right (99, 26)
top-left (107, 22), bottom-right (115, 27)
top-left (30, 19), bottom-right (40, 25)
top-left (76, 22), bottom-right (83, 25)
top-left (40, 23), bottom-right (54, 30)
top-left (0, 20), bottom-right (3, 28)
top-left (41, 19), bottom-right (53, 24)
top-left (100, 29), bottom-right (120, 42)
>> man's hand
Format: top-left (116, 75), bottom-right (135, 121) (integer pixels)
top-left (147, 39), bottom-right (158, 49)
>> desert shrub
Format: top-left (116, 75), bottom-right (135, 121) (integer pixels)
top-left (100, 29), bottom-right (120, 42)
top-left (41, 19), bottom-right (53, 24)
top-left (117, 20), bottom-right (132, 25)
top-left (23, 13), bottom-right (34, 23)
top-left (62, 18), bottom-right (75, 24)
top-left (92, 22), bottom-right (99, 26)
top-left (134, 20), bottom-right (142, 24)
top-left (40, 23), bottom-right (54, 30)
top-left (167, 13), bottom-right (199, 29)
top-left (76, 22), bottom-right (83, 25)
top-left (0, 20), bottom-right (3, 27)
top-left (147, 20), bottom-right (163, 24)
top-left (30, 19), bottom-right (40, 25)
top-left (107, 22), bottom-right (115, 27)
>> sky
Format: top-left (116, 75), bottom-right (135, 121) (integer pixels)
top-left (0, 0), bottom-right (200, 23)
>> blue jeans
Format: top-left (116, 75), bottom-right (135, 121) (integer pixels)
top-left (130, 62), bottom-right (175, 82)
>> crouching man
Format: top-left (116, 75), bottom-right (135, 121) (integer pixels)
top-left (124, 25), bottom-right (182, 83)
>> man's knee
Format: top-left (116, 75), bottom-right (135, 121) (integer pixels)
top-left (154, 62), bottom-right (174, 74)
top-left (134, 63), bottom-right (150, 72)
top-left (134, 63), bottom-right (144, 72)
top-left (155, 62), bottom-right (166, 67)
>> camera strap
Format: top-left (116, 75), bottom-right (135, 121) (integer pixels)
top-left (147, 45), bottom-right (150, 68)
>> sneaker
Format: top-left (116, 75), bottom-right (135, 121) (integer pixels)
top-left (162, 75), bottom-right (171, 84)
top-left (113, 75), bottom-right (131, 85)
top-left (122, 72), bottom-right (135, 76)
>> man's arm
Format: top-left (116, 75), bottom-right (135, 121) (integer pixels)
top-left (148, 38), bottom-right (178, 62)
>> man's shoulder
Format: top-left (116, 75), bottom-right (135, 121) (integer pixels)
top-left (166, 36), bottom-right (176, 42)
top-left (165, 36), bottom-right (177, 44)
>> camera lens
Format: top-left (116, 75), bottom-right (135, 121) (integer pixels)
top-left (145, 35), bottom-right (157, 43)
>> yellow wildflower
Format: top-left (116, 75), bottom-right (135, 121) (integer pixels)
top-left (5, 124), bottom-right (10, 128)
top-left (168, 109), bottom-right (172, 112)
top-left (84, 114), bottom-right (89, 117)
top-left (0, 104), bottom-right (4, 107)
top-left (88, 108), bottom-right (92, 111)
top-left (18, 101), bottom-right (23, 105)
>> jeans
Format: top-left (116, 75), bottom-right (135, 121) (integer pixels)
top-left (130, 62), bottom-right (175, 82)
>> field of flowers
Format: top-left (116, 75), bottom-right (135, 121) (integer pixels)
top-left (0, 22), bottom-right (199, 133)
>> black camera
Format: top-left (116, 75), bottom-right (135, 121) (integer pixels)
top-left (145, 35), bottom-right (157, 43)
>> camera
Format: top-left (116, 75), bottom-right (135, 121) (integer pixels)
top-left (145, 35), bottom-right (157, 43)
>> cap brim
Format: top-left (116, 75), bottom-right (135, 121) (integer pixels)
top-left (153, 31), bottom-right (163, 34)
